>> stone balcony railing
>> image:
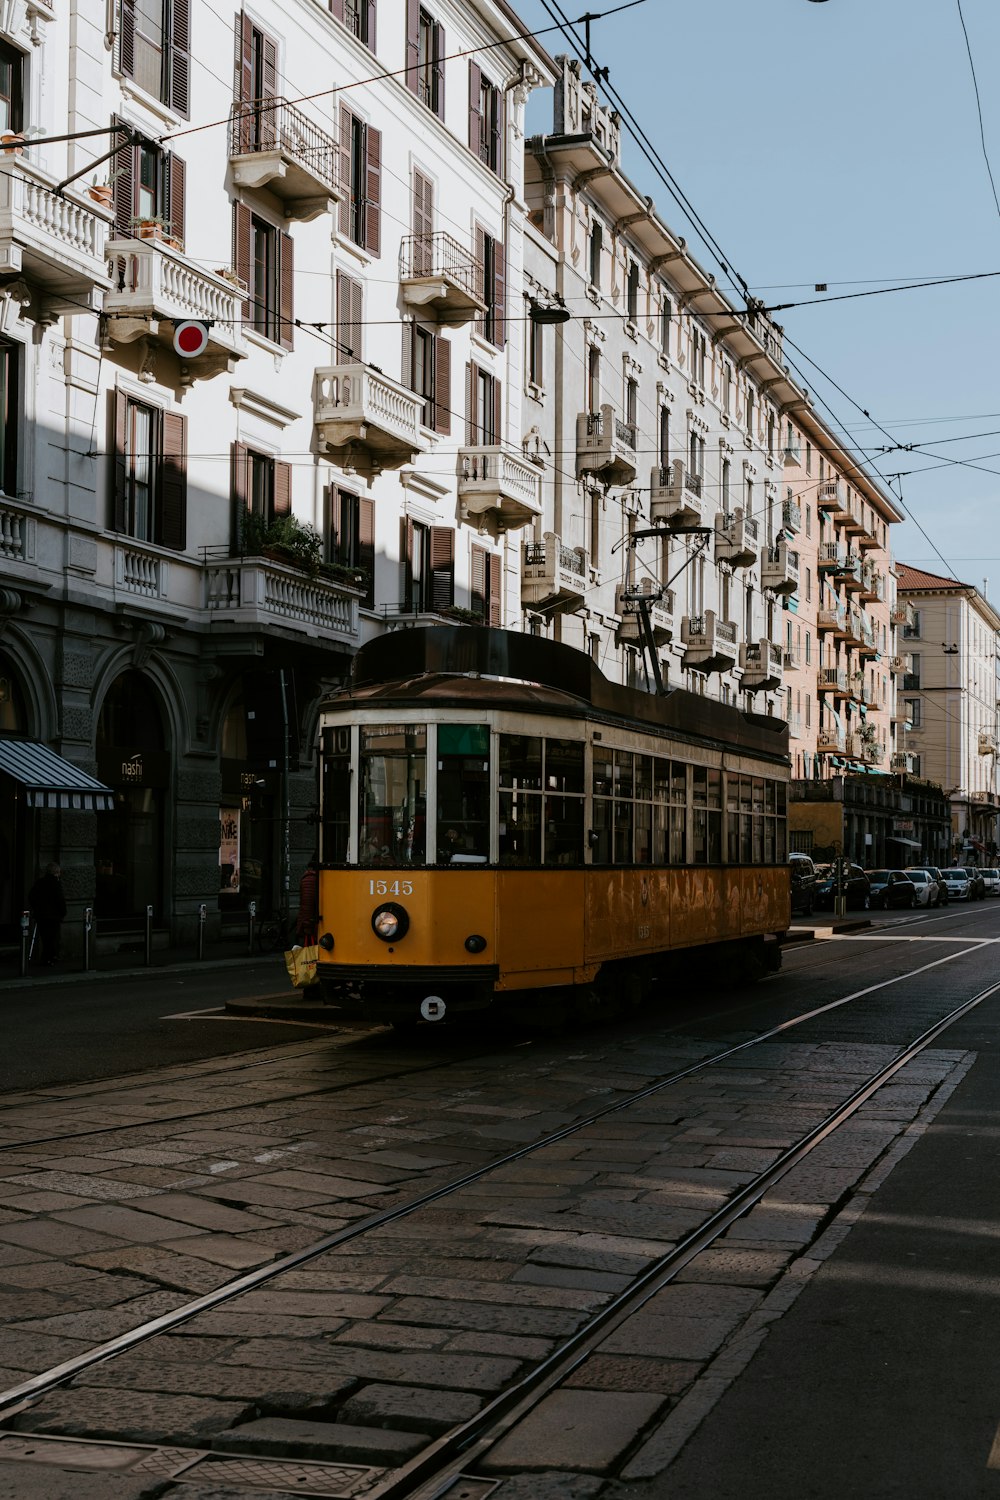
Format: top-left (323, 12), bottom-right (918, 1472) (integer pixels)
top-left (740, 639), bottom-right (783, 690)
top-left (714, 509), bottom-right (759, 568)
top-left (615, 581), bottom-right (675, 645)
top-left (228, 95), bottom-right (339, 220)
top-left (104, 239), bottom-right (246, 374)
top-left (315, 363), bottom-right (429, 474)
top-left (458, 447), bottom-right (542, 529)
top-left (650, 460), bottom-right (704, 529)
top-left (681, 610), bottom-right (739, 673)
top-left (781, 498), bottom-right (802, 533)
top-left (0, 495), bottom-right (35, 565)
top-left (522, 532), bottom-right (587, 611)
top-left (576, 404), bottom-right (638, 487)
top-left (0, 158), bottom-right (111, 307)
top-left (761, 540), bottom-right (799, 595)
top-left (204, 555), bottom-right (360, 643)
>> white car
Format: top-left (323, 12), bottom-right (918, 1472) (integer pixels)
top-left (981, 869), bottom-right (1000, 895)
top-left (941, 868), bottom-right (972, 901)
top-left (904, 869), bottom-right (940, 907)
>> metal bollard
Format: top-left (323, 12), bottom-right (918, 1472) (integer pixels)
top-left (145, 904), bottom-right (153, 967)
top-left (248, 900), bottom-right (256, 955)
top-left (19, 909), bottom-right (29, 977)
top-left (197, 902), bottom-right (206, 961)
top-left (83, 906), bottom-right (93, 972)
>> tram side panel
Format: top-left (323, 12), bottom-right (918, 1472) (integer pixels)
top-left (494, 871), bottom-right (589, 990)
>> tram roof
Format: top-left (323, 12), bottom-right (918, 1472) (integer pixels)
top-left (333, 628), bottom-right (789, 762)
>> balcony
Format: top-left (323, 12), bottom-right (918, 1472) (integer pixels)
top-left (834, 551), bottom-right (864, 591)
top-left (971, 789), bottom-right (1000, 807)
top-left (857, 616), bottom-right (878, 658)
top-left (228, 96), bottom-right (339, 221)
top-left (458, 447), bottom-right (542, 529)
top-left (740, 639), bottom-right (783, 691)
top-left (891, 751), bottom-right (916, 773)
top-left (978, 731), bottom-right (998, 757)
top-left (818, 667), bottom-right (849, 696)
top-left (714, 509), bottom-right (759, 568)
top-left (788, 712), bottom-right (804, 740)
top-left (104, 240), bottom-right (246, 378)
top-left (0, 496), bottom-right (35, 567)
top-left (817, 726), bottom-right (847, 755)
top-left (783, 646), bottom-right (800, 671)
top-left (781, 498), bottom-right (802, 533)
top-left (522, 533), bottom-right (587, 612)
top-left (315, 364), bottom-right (429, 475)
top-left (783, 441), bottom-right (802, 468)
top-left (399, 232), bottom-right (486, 325)
top-left (762, 540), bottom-right (799, 595)
top-left (816, 480), bottom-right (848, 518)
top-left (889, 653), bottom-right (911, 675)
top-left (204, 555), bottom-right (360, 645)
top-left (892, 705), bottom-right (913, 726)
top-left (844, 608), bottom-right (865, 646)
top-left (818, 605), bottom-right (848, 637)
top-left (856, 517), bottom-right (881, 552)
top-left (891, 600), bottom-right (916, 629)
top-left (858, 563), bottom-right (884, 604)
top-left (0, 159), bottom-right (111, 309)
top-left (680, 610), bottom-right (739, 673)
top-left (818, 541), bottom-right (845, 571)
top-left (576, 404), bottom-right (637, 486)
top-left (616, 580), bottom-right (675, 645)
top-left (650, 461), bottom-right (705, 530)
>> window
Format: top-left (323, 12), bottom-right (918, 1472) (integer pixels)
top-left (805, 567), bottom-right (812, 602)
top-left (0, 338), bottom-right (18, 496)
top-left (330, 0), bottom-right (375, 49)
top-left (476, 227), bottom-right (505, 348)
top-left (234, 14), bottom-right (277, 154)
top-left (527, 311), bottom-right (544, 389)
top-left (330, 488), bottom-right (375, 607)
top-left (118, 0), bottom-right (189, 114)
top-left (338, 107), bottom-right (381, 253)
top-left (626, 377), bottom-right (638, 429)
top-left (111, 123), bottom-right (186, 246)
top-left (903, 654), bottom-right (920, 691)
top-left (402, 519), bottom-right (454, 613)
top-left (904, 608), bottom-right (921, 639)
top-left (745, 384), bottom-right (755, 435)
top-left (437, 723), bottom-right (489, 863)
top-left (903, 697), bottom-right (921, 727)
top-left (0, 41), bottom-right (23, 136)
top-left (805, 630), bottom-right (812, 665)
top-left (589, 220), bottom-right (603, 290)
top-left (587, 345), bottom-right (600, 413)
top-left (404, 321), bottom-right (451, 434)
top-left (469, 63), bottom-right (501, 173)
top-left (688, 431), bottom-right (705, 479)
top-left (658, 407), bottom-right (670, 468)
top-left (112, 392), bottom-right (187, 549)
top-left (499, 736), bottom-right (582, 866)
top-left (466, 362), bottom-right (500, 446)
top-left (805, 503), bottom-right (812, 537)
top-left (627, 261), bottom-right (639, 323)
top-left (471, 542), bottom-right (501, 625)
top-left (806, 441), bottom-right (812, 475)
top-left (722, 360), bottom-right (732, 413)
top-left (231, 441), bottom-right (291, 542)
top-left (693, 329), bottom-right (707, 388)
top-left (721, 457), bottom-right (730, 508)
top-left (660, 295), bottom-right (672, 358)
top-left (233, 206), bottom-right (293, 347)
top-left (407, 4), bottom-right (444, 117)
top-left (359, 725), bottom-right (426, 866)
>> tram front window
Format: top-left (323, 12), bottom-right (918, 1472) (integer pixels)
top-left (359, 725), bottom-right (426, 866)
top-left (436, 724), bottom-right (490, 863)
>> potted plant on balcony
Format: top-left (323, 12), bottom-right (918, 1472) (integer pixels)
top-left (240, 508), bottom-right (323, 575)
top-left (131, 214), bottom-right (182, 250)
top-left (88, 178), bottom-right (114, 208)
top-left (318, 560), bottom-right (368, 589)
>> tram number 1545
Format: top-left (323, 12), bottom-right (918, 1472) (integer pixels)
top-left (368, 879), bottom-right (414, 897)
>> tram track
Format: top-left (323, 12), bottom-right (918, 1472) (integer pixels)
top-left (0, 934), bottom-right (996, 1500)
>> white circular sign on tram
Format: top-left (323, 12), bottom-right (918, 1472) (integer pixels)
top-left (420, 995), bottom-right (447, 1022)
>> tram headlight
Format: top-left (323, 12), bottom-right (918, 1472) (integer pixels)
top-left (371, 903), bottom-right (410, 942)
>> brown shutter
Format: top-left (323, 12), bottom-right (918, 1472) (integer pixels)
top-left (279, 230), bottom-right (294, 350)
top-left (492, 85), bottom-right (504, 176)
top-left (466, 361), bottom-right (477, 445)
top-left (236, 12), bottom-right (254, 153)
top-left (233, 202), bottom-right (252, 320)
top-left (413, 169), bottom-right (433, 273)
top-left (359, 496), bottom-right (375, 608)
top-left (405, 0), bottom-right (420, 93)
top-left (167, 151), bottom-right (185, 248)
top-left (471, 542), bottom-right (486, 618)
top-left (169, 0), bottom-right (190, 117)
top-left (491, 237), bottom-right (505, 348)
top-left (273, 460), bottom-right (292, 517)
top-left (111, 118), bottom-right (136, 239)
top-left (401, 320), bottom-right (414, 390)
top-left (231, 441), bottom-right (249, 551)
top-left (119, 0), bottom-right (136, 78)
top-left (338, 104), bottom-right (352, 238)
top-left (429, 527), bottom-right (454, 611)
top-left (364, 125), bottom-right (381, 256)
top-left (468, 61), bottom-right (482, 156)
top-left (474, 223), bottom-right (486, 322)
top-left (337, 271), bottom-right (362, 360)
top-left (432, 22), bottom-right (445, 118)
top-left (400, 517), bottom-right (414, 611)
top-left (488, 550), bottom-right (501, 626)
top-left (433, 335), bottom-right (450, 435)
top-left (112, 389), bottom-right (128, 531)
top-left (365, 0), bottom-right (376, 50)
top-left (158, 411), bottom-right (187, 550)
top-left (260, 32), bottom-right (278, 147)
top-left (328, 0), bottom-right (344, 18)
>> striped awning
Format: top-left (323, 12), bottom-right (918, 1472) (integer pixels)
top-left (0, 738), bottom-right (115, 811)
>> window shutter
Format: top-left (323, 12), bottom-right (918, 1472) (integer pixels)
top-left (112, 390), bottom-right (128, 531)
top-left (471, 542), bottom-right (486, 618)
top-left (279, 230), bottom-right (294, 350)
top-left (433, 335), bottom-right (450, 435)
top-left (474, 223), bottom-right (486, 316)
top-left (158, 411), bottom-right (187, 550)
top-left (231, 440), bottom-right (249, 551)
top-left (167, 152), bottom-right (185, 249)
top-left (118, 0), bottom-right (136, 79)
top-left (365, 0), bottom-right (376, 50)
top-left (466, 361), bottom-right (477, 445)
top-left (491, 237), bottom-right (505, 348)
top-left (405, 0), bottom-right (420, 93)
top-left (359, 496), bottom-right (375, 608)
top-left (337, 270), bottom-right (363, 360)
top-left (337, 105), bottom-right (352, 238)
top-left (329, 0), bottom-right (344, 17)
top-left (169, 0), bottom-right (190, 117)
top-left (413, 169), bottom-right (433, 268)
top-left (468, 61), bottom-right (482, 156)
top-left (432, 22), bottom-right (445, 117)
top-left (364, 125), bottom-right (381, 256)
top-left (111, 119), bottom-right (136, 239)
top-left (233, 203), bottom-right (252, 320)
top-left (260, 31), bottom-right (278, 144)
top-left (400, 517), bottom-right (414, 611)
top-left (429, 527), bottom-right (454, 611)
top-left (273, 460), bottom-right (292, 517)
top-left (235, 12), bottom-right (254, 155)
top-left (488, 550), bottom-right (501, 626)
top-left (401, 320), bottom-right (414, 391)
top-left (492, 86), bottom-right (504, 177)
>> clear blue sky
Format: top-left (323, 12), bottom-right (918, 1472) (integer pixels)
top-left (516, 0), bottom-right (1000, 593)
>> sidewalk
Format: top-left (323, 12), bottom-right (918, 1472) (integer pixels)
top-left (0, 932), bottom-right (276, 992)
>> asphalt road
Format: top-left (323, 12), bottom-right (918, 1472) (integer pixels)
top-left (0, 959), bottom-right (334, 1092)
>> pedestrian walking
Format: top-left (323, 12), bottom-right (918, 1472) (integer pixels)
top-left (295, 854), bottom-right (319, 944)
top-left (28, 862), bottom-right (67, 966)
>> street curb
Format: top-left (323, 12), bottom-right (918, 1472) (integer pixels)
top-left (0, 953), bottom-right (283, 992)
top-left (224, 995), bottom-right (344, 1023)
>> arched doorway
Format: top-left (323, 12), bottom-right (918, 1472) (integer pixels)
top-left (95, 672), bottom-right (168, 921)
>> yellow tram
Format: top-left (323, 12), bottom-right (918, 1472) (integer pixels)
top-left (314, 627), bottom-right (790, 1025)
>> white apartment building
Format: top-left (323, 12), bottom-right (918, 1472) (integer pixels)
top-left (0, 0), bottom-right (553, 945)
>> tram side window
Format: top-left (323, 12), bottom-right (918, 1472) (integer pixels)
top-left (499, 733), bottom-right (542, 865)
top-left (359, 725), bottom-right (427, 866)
top-left (726, 773), bottom-right (740, 864)
top-left (544, 738), bottom-right (584, 866)
top-left (669, 761), bottom-right (687, 864)
top-left (692, 767), bottom-right (723, 864)
top-left (321, 727), bottom-right (351, 863)
top-left (437, 723), bottom-right (490, 864)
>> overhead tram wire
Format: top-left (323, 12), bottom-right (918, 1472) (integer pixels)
top-left (955, 0), bottom-right (1000, 226)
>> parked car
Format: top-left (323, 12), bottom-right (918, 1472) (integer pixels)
top-left (814, 861), bottom-right (871, 911)
top-left (981, 869), bottom-right (1000, 895)
top-left (904, 869), bottom-right (940, 907)
top-left (924, 865), bottom-right (949, 905)
top-left (941, 868), bottom-right (972, 901)
top-left (866, 870), bottom-right (917, 910)
top-left (789, 853), bottom-right (817, 916)
top-left (964, 868), bottom-right (986, 900)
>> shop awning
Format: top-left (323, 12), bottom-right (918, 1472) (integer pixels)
top-left (0, 738), bottom-right (115, 811)
top-left (888, 835), bottom-right (922, 849)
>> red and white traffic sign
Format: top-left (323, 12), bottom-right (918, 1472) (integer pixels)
top-left (173, 321), bottom-right (210, 357)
